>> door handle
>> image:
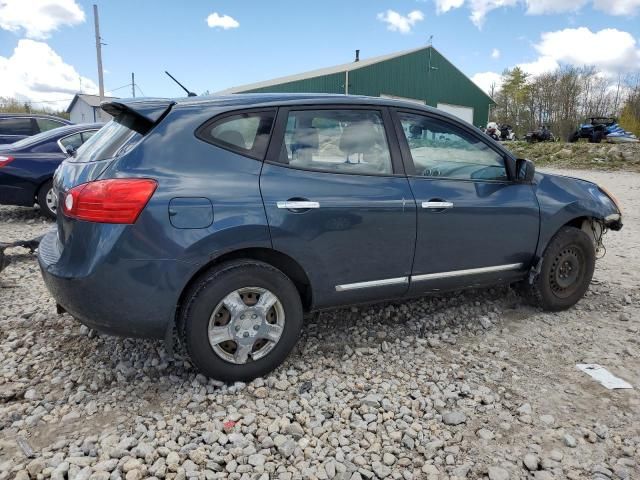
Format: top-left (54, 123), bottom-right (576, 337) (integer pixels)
top-left (422, 201), bottom-right (454, 209)
top-left (277, 200), bottom-right (320, 210)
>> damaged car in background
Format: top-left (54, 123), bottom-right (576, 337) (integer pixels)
top-left (37, 94), bottom-right (623, 382)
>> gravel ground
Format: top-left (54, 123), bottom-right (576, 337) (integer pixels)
top-left (1, 169), bottom-right (638, 480)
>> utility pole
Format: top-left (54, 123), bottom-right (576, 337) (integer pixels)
top-left (131, 72), bottom-right (135, 98)
top-left (93, 4), bottom-right (105, 103)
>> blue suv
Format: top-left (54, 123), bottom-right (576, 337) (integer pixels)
top-left (38, 94), bottom-right (623, 381)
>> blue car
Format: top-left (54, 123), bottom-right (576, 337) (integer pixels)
top-left (38, 94), bottom-right (623, 381)
top-left (0, 123), bottom-right (102, 218)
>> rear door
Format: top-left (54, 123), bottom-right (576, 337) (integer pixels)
top-left (260, 106), bottom-right (416, 309)
top-left (392, 109), bottom-right (540, 293)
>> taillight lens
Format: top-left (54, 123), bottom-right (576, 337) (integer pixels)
top-left (63, 178), bottom-right (158, 224)
top-left (0, 155), bottom-right (14, 167)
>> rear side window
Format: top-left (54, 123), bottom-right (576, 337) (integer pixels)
top-left (276, 109), bottom-right (393, 175)
top-left (71, 121), bottom-right (140, 163)
top-left (36, 118), bottom-right (65, 132)
top-left (196, 110), bottom-right (275, 160)
top-left (0, 117), bottom-right (33, 136)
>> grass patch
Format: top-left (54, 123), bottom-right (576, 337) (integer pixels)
top-left (503, 141), bottom-right (640, 172)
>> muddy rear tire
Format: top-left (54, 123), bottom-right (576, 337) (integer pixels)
top-left (521, 226), bottom-right (595, 311)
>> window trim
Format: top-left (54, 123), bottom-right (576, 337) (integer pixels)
top-left (391, 107), bottom-right (516, 183)
top-left (264, 104), bottom-right (406, 178)
top-left (57, 129), bottom-right (99, 155)
top-left (194, 108), bottom-right (277, 161)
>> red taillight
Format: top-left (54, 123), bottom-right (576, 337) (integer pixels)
top-left (0, 155), bottom-right (14, 167)
top-left (63, 178), bottom-right (157, 224)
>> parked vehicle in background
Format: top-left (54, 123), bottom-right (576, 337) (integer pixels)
top-left (0, 113), bottom-right (72, 145)
top-left (485, 121), bottom-right (500, 140)
top-left (0, 123), bottom-right (102, 218)
top-left (568, 117), bottom-right (639, 144)
top-left (525, 125), bottom-right (556, 143)
top-left (498, 124), bottom-right (517, 141)
top-left (39, 94), bottom-right (622, 382)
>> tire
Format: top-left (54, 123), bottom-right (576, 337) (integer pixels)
top-left (178, 260), bottom-right (303, 382)
top-left (523, 227), bottom-right (595, 311)
top-left (594, 131), bottom-right (604, 143)
top-left (568, 132), bottom-right (580, 143)
top-left (37, 180), bottom-right (57, 219)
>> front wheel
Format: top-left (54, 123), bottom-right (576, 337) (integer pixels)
top-left (522, 226), bottom-right (595, 311)
top-left (179, 260), bottom-right (303, 382)
top-left (37, 180), bottom-right (57, 219)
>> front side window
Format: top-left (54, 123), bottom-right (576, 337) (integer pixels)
top-left (0, 117), bottom-right (33, 136)
top-left (278, 109), bottom-right (393, 175)
top-left (398, 112), bottom-right (507, 181)
top-left (197, 110), bottom-right (275, 160)
top-left (36, 118), bottom-right (65, 132)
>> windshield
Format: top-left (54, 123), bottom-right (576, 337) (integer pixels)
top-left (71, 119), bottom-right (141, 162)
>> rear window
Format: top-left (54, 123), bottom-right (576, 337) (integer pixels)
top-left (36, 117), bottom-right (66, 132)
top-left (71, 120), bottom-right (140, 162)
top-left (196, 110), bottom-right (275, 160)
top-left (0, 117), bottom-right (33, 136)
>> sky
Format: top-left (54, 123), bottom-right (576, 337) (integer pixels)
top-left (1, 0), bottom-right (639, 110)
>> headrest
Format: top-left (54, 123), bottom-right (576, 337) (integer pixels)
top-left (339, 122), bottom-right (378, 155)
top-left (291, 127), bottom-right (319, 152)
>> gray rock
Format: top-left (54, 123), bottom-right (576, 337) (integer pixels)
top-left (488, 466), bottom-right (509, 480)
top-left (523, 454), bottom-right (539, 471)
top-left (563, 434), bottom-right (577, 448)
top-left (372, 461), bottom-right (391, 478)
top-left (442, 411), bottom-right (467, 425)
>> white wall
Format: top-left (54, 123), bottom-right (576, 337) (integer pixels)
top-left (436, 103), bottom-right (474, 125)
top-left (69, 100), bottom-right (112, 124)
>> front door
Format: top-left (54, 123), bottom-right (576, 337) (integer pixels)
top-left (260, 107), bottom-right (416, 308)
top-left (392, 109), bottom-right (540, 293)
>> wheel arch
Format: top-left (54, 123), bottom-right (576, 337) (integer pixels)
top-left (175, 247), bottom-right (314, 323)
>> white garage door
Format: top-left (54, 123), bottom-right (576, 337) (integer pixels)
top-left (437, 103), bottom-right (474, 125)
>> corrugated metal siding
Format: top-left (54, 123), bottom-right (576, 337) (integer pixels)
top-left (238, 47), bottom-right (492, 126)
top-left (243, 72), bottom-right (345, 94)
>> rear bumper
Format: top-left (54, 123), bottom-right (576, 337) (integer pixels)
top-left (38, 229), bottom-right (192, 339)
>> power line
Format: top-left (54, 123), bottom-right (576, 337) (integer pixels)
top-left (135, 84), bottom-right (146, 97)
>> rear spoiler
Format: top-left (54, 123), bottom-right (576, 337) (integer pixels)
top-left (101, 98), bottom-right (176, 134)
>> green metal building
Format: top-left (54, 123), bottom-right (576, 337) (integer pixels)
top-left (219, 46), bottom-right (494, 126)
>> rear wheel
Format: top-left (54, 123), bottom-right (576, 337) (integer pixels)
top-left (568, 132), bottom-right (580, 143)
top-left (37, 180), bottom-right (56, 219)
top-left (179, 260), bottom-right (303, 382)
top-left (521, 227), bottom-right (595, 311)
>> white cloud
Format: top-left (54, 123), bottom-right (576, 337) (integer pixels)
top-left (435, 0), bottom-right (465, 13)
top-left (525, 0), bottom-right (589, 14)
top-left (593, 0), bottom-right (640, 15)
top-left (517, 56), bottom-right (559, 76)
top-left (0, 0), bottom-right (85, 39)
top-left (435, 0), bottom-right (640, 27)
top-left (0, 39), bottom-right (98, 110)
top-left (534, 27), bottom-right (640, 73)
top-left (206, 12), bottom-right (239, 30)
top-left (471, 71), bottom-right (503, 94)
top-left (471, 26), bottom-right (640, 95)
top-left (491, 48), bottom-right (500, 59)
top-left (377, 10), bottom-right (424, 34)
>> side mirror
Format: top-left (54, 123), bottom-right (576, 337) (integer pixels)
top-left (515, 158), bottom-right (535, 183)
top-left (65, 146), bottom-right (76, 157)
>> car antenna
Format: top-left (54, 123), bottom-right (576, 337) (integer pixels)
top-left (164, 71), bottom-right (197, 97)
